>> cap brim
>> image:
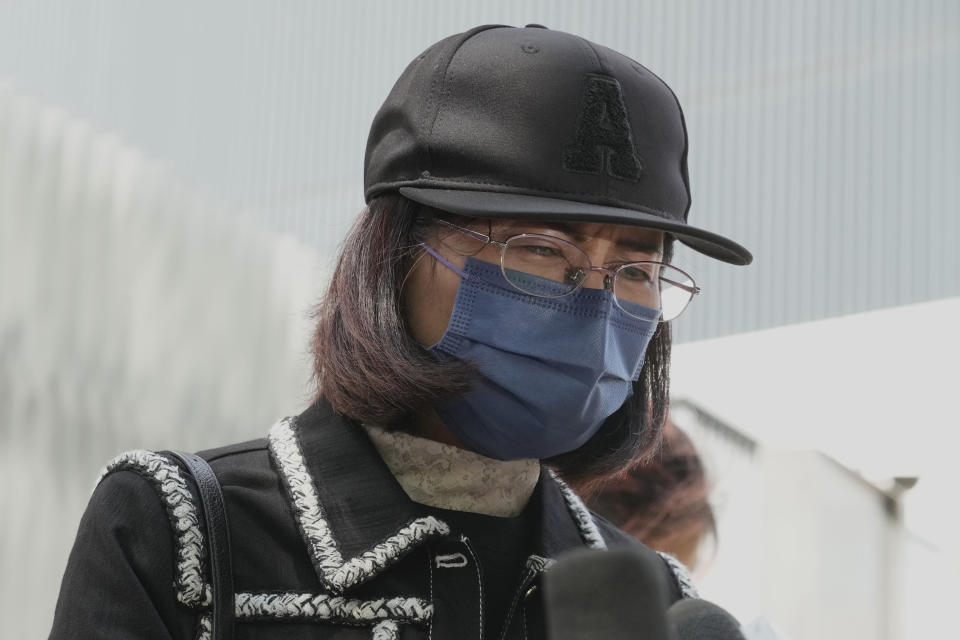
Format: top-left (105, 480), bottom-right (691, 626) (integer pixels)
top-left (399, 187), bottom-right (752, 265)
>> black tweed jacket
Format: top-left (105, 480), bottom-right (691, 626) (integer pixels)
top-left (49, 399), bottom-right (694, 639)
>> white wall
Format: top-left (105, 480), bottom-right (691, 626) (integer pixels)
top-left (675, 401), bottom-right (953, 640)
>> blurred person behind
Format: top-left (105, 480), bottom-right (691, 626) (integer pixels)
top-left (578, 420), bottom-right (716, 570)
top-left (580, 423), bottom-right (790, 639)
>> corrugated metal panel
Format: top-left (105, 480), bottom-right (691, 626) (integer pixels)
top-left (2, 0), bottom-right (956, 341)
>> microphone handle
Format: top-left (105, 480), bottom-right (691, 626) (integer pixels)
top-left (668, 598), bottom-right (747, 640)
top-left (543, 546), bottom-right (676, 640)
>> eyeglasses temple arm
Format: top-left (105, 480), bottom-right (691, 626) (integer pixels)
top-left (435, 218), bottom-right (492, 243)
top-left (660, 275), bottom-right (701, 296)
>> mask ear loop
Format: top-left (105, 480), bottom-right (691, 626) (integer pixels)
top-left (420, 243), bottom-right (470, 279)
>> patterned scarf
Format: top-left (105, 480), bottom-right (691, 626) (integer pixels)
top-left (363, 424), bottom-right (540, 517)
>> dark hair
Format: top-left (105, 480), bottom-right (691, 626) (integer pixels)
top-left (311, 194), bottom-right (673, 480)
top-left (577, 421), bottom-right (716, 561)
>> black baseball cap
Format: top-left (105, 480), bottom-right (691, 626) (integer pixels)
top-left (364, 24), bottom-right (752, 265)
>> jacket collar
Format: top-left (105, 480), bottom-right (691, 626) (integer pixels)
top-left (268, 399), bottom-right (605, 594)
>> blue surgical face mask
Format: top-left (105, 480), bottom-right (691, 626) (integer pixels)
top-left (422, 249), bottom-right (660, 460)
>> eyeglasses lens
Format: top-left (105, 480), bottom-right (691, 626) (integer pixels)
top-left (635, 265), bottom-right (695, 321)
top-left (500, 234), bottom-right (695, 321)
top-left (501, 235), bottom-right (589, 298)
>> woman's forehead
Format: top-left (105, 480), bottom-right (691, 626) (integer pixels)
top-left (493, 218), bottom-right (665, 249)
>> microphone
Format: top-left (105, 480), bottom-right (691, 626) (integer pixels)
top-left (667, 598), bottom-right (747, 640)
top-left (542, 546), bottom-right (676, 639)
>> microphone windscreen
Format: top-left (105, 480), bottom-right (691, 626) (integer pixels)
top-left (668, 598), bottom-right (746, 640)
top-left (543, 546), bottom-right (675, 640)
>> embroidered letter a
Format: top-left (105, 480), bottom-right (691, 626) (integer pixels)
top-left (563, 74), bottom-right (642, 182)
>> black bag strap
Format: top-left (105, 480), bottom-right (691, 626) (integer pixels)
top-left (166, 451), bottom-right (235, 640)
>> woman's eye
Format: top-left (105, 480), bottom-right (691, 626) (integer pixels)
top-left (519, 243), bottom-right (563, 258)
top-left (619, 265), bottom-right (654, 282)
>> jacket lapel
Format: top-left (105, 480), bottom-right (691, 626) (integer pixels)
top-left (268, 399), bottom-right (609, 595)
top-left (535, 469), bottom-right (607, 559)
top-left (268, 400), bottom-right (450, 594)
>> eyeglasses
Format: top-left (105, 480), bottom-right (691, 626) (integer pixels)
top-left (435, 219), bottom-right (700, 322)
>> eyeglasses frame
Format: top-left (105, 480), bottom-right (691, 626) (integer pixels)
top-left (433, 219), bottom-right (701, 321)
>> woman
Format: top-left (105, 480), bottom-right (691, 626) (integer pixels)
top-left (50, 25), bottom-right (751, 640)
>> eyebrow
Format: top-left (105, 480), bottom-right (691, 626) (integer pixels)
top-left (516, 220), bottom-right (664, 256)
top-left (614, 236), bottom-right (663, 256)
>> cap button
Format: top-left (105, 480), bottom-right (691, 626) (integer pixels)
top-left (525, 23), bottom-right (548, 29)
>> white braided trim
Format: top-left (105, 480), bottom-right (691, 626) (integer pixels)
top-left (269, 417), bottom-right (450, 593)
top-left (657, 551), bottom-right (700, 599)
top-left (97, 450), bottom-right (212, 608)
top-left (330, 516), bottom-right (449, 588)
top-left (194, 613), bottom-right (212, 640)
top-left (548, 470), bottom-right (607, 550)
top-left (372, 620), bottom-right (400, 640)
top-left (525, 555), bottom-right (555, 574)
top-left (235, 592), bottom-right (432, 625)
top-left (269, 417), bottom-right (345, 571)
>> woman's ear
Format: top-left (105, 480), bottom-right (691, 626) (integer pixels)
top-left (399, 248), bottom-right (431, 299)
